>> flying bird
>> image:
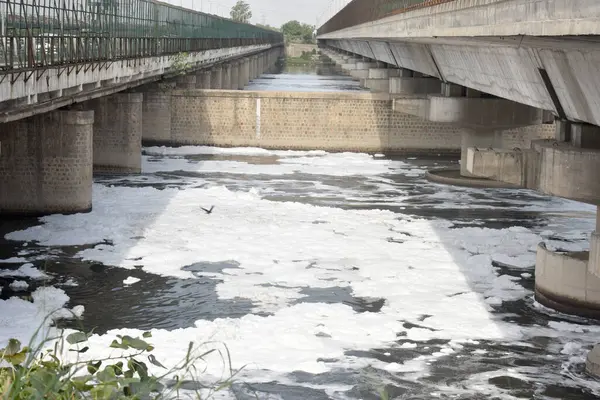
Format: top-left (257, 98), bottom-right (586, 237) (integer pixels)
top-left (201, 206), bottom-right (214, 214)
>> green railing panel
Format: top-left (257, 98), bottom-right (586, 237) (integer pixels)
top-left (0, 0), bottom-right (283, 71)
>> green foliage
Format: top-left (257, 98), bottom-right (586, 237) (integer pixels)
top-left (280, 20), bottom-right (315, 44)
top-left (171, 52), bottom-right (192, 76)
top-left (230, 0), bottom-right (252, 23)
top-left (0, 329), bottom-right (238, 399)
top-left (255, 23), bottom-right (279, 32)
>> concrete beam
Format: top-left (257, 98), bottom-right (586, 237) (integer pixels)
top-left (317, 0), bottom-right (600, 40)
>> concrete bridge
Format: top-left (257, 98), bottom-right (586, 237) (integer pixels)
top-left (0, 0), bottom-right (284, 215)
top-left (317, 0), bottom-right (600, 373)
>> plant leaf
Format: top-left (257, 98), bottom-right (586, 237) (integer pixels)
top-left (147, 354), bottom-right (166, 369)
top-left (142, 332), bottom-right (152, 338)
top-left (66, 332), bottom-right (88, 345)
top-left (69, 346), bottom-right (89, 354)
top-left (121, 336), bottom-right (152, 351)
top-left (3, 339), bottom-right (21, 356)
top-left (110, 339), bottom-right (129, 350)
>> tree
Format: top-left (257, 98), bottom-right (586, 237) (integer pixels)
top-left (256, 23), bottom-right (279, 31)
top-left (230, 1), bottom-right (252, 23)
top-left (281, 20), bottom-right (315, 44)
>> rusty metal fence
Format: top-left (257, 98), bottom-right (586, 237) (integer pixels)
top-left (0, 0), bottom-right (283, 72)
top-left (317, 0), bottom-right (454, 36)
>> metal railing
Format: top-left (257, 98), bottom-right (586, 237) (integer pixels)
top-left (317, 0), bottom-right (455, 36)
top-left (0, 0), bottom-right (283, 72)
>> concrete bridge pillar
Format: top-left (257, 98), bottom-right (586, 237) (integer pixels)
top-left (90, 93), bottom-right (143, 174)
top-left (0, 110), bottom-right (93, 215)
top-left (349, 62), bottom-right (378, 80)
top-left (258, 53), bottom-right (265, 75)
top-left (362, 68), bottom-right (398, 93)
top-left (141, 84), bottom-right (172, 146)
top-left (175, 74), bottom-right (196, 89)
top-left (222, 63), bottom-right (232, 90)
top-left (230, 61), bottom-right (240, 90)
top-left (238, 58), bottom-right (249, 90)
top-left (389, 76), bottom-right (442, 95)
top-left (196, 70), bottom-right (211, 89)
top-left (249, 55), bottom-right (257, 80)
top-left (211, 67), bottom-right (222, 89)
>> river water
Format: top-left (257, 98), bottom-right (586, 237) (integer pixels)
top-left (1, 62), bottom-right (600, 399)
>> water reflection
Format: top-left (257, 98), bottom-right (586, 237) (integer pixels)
top-left (245, 56), bottom-right (366, 93)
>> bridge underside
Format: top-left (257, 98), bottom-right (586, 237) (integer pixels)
top-left (319, 35), bottom-right (600, 127)
top-left (0, 43), bottom-right (281, 123)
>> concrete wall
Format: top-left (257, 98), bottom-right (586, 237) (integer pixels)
top-left (286, 43), bottom-right (318, 58)
top-left (144, 90), bottom-right (464, 154)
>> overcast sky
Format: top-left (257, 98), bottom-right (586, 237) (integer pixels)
top-left (169, 0), bottom-right (341, 28)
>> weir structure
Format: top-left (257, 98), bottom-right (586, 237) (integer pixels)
top-left (316, 0), bottom-right (600, 375)
top-left (0, 0), bottom-right (284, 215)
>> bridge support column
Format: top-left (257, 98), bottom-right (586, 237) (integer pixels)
top-left (362, 68), bottom-right (399, 93)
top-left (389, 76), bottom-right (442, 95)
top-left (258, 53), bottom-right (265, 75)
top-left (249, 55), bottom-right (258, 80)
top-left (211, 67), bottom-right (222, 89)
top-left (349, 62), bottom-right (377, 80)
top-left (222, 63), bottom-right (233, 89)
top-left (175, 74), bottom-right (196, 89)
top-left (91, 93), bottom-right (143, 174)
top-left (238, 59), bottom-right (249, 90)
top-left (196, 70), bottom-right (211, 89)
top-left (142, 86), bottom-right (172, 145)
top-left (230, 61), bottom-right (240, 90)
top-left (0, 110), bottom-right (93, 215)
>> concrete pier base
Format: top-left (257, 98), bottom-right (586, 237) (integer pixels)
top-left (586, 344), bottom-right (600, 377)
top-left (91, 93), bottom-right (143, 173)
top-left (535, 242), bottom-right (600, 319)
top-left (0, 110), bottom-right (93, 215)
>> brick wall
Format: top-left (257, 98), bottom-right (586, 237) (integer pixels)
top-left (158, 90), bottom-right (464, 154)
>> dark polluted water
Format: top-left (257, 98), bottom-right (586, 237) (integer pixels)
top-left (1, 69), bottom-right (599, 399)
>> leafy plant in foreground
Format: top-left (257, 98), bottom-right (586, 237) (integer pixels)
top-left (0, 324), bottom-right (239, 399)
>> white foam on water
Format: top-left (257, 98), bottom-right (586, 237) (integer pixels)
top-left (144, 145), bottom-right (328, 158)
top-left (0, 257), bottom-right (27, 263)
top-left (2, 146), bottom-right (599, 397)
top-left (9, 280), bottom-right (29, 291)
top-left (0, 263), bottom-right (50, 279)
top-left (0, 287), bottom-right (79, 346)
top-left (123, 276), bottom-right (141, 285)
top-left (142, 149), bottom-right (418, 177)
